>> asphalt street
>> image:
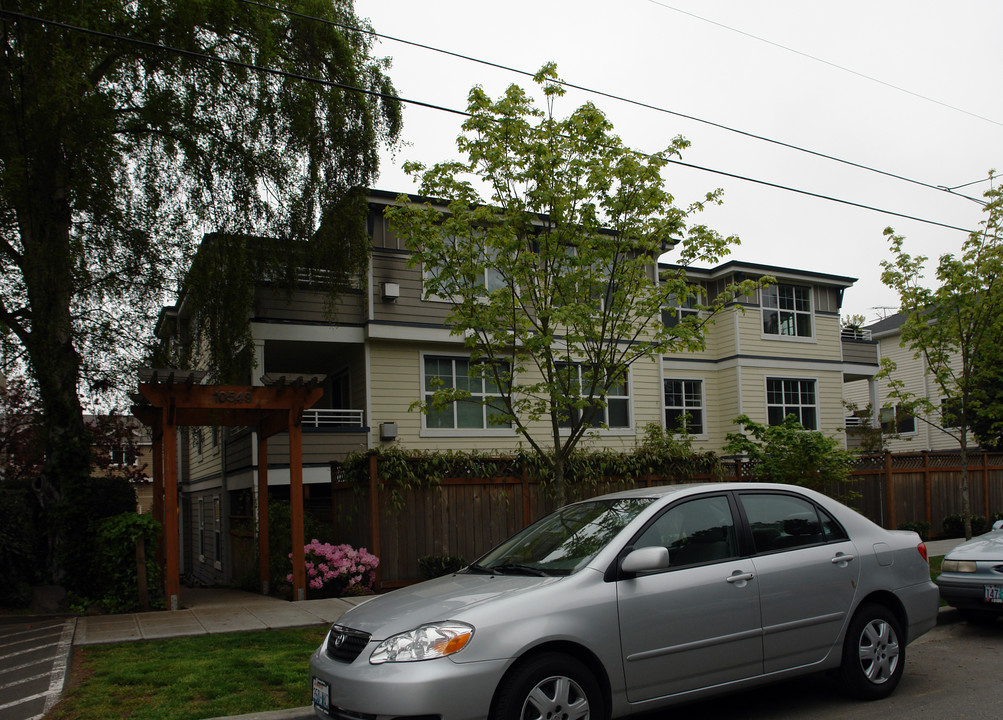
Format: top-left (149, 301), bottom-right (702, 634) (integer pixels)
top-left (0, 617), bottom-right (75, 720)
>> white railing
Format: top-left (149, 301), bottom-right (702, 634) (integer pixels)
top-left (302, 409), bottom-right (365, 428)
top-left (840, 327), bottom-right (873, 341)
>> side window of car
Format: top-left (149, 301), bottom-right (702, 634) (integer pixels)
top-left (741, 493), bottom-right (832, 553)
top-left (633, 495), bottom-right (738, 567)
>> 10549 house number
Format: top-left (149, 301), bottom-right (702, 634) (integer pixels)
top-left (213, 391), bottom-right (253, 404)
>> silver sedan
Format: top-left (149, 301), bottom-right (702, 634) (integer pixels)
top-left (935, 519), bottom-right (1003, 623)
top-left (309, 483), bottom-right (939, 720)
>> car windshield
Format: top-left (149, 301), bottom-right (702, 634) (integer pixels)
top-left (471, 498), bottom-right (654, 576)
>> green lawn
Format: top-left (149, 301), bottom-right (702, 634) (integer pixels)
top-left (49, 625), bottom-right (328, 720)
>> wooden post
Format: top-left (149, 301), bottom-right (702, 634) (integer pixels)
top-left (257, 433), bottom-right (270, 595)
top-left (983, 451), bottom-right (990, 520)
top-left (884, 452), bottom-right (896, 530)
top-left (923, 451), bottom-right (932, 527)
top-left (369, 452), bottom-right (382, 588)
top-left (521, 462), bottom-right (532, 527)
top-left (163, 410), bottom-right (181, 610)
top-left (289, 408), bottom-right (306, 601)
top-left (136, 536), bottom-right (149, 612)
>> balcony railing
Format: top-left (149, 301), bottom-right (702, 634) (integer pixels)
top-left (840, 327), bottom-right (873, 341)
top-left (302, 409), bottom-right (365, 428)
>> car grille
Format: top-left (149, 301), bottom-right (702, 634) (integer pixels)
top-left (325, 625), bottom-right (371, 663)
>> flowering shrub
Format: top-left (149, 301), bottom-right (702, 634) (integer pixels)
top-left (288, 541), bottom-right (380, 595)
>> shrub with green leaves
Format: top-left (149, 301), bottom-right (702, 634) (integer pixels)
top-left (90, 512), bottom-right (163, 613)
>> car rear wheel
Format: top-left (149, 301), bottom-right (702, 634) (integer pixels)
top-left (839, 603), bottom-right (904, 700)
top-left (491, 652), bottom-right (605, 720)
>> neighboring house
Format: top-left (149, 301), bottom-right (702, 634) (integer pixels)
top-left (843, 313), bottom-right (967, 452)
top-left (85, 414), bottom-right (155, 513)
top-left (152, 190), bottom-right (878, 585)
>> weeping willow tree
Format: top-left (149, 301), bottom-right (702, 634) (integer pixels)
top-left (0, 0), bottom-right (401, 586)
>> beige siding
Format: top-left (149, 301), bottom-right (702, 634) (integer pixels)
top-left (367, 339), bottom-right (661, 455)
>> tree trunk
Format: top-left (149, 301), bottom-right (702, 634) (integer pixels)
top-left (959, 438), bottom-right (972, 540)
top-left (16, 150), bottom-right (93, 583)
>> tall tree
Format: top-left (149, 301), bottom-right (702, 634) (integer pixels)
top-left (879, 176), bottom-right (1003, 539)
top-left (0, 0), bottom-right (401, 584)
top-left (387, 65), bottom-right (762, 503)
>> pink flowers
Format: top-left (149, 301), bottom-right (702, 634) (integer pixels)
top-left (287, 540), bottom-right (380, 593)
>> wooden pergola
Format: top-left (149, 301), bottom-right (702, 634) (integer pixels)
top-left (132, 369), bottom-right (323, 610)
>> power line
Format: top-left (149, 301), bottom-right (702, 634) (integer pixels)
top-left (646, 0), bottom-right (1003, 130)
top-left (0, 8), bottom-right (980, 236)
top-left (238, 0), bottom-right (987, 206)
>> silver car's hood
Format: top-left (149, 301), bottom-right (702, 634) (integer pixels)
top-left (947, 530), bottom-right (1003, 558)
top-left (336, 572), bottom-right (563, 639)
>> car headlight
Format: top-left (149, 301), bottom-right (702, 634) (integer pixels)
top-left (370, 622), bottom-right (473, 664)
top-left (942, 559), bottom-right (978, 573)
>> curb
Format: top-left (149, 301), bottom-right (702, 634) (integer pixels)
top-left (200, 708), bottom-right (314, 720)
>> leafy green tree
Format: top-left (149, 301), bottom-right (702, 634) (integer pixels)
top-left (0, 0), bottom-right (401, 585)
top-left (387, 65), bottom-right (763, 503)
top-left (723, 414), bottom-right (854, 495)
top-left (879, 175), bottom-right (1003, 538)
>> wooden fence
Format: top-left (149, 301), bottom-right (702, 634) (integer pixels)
top-left (329, 450), bottom-right (1003, 590)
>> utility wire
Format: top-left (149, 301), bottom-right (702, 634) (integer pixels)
top-left (0, 8), bottom-right (981, 236)
top-left (647, 0), bottom-right (1003, 131)
top-left (239, 0), bottom-right (988, 205)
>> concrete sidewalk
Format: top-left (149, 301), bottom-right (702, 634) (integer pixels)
top-left (73, 586), bottom-right (369, 646)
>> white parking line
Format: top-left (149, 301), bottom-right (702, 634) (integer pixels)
top-left (41, 620), bottom-right (75, 715)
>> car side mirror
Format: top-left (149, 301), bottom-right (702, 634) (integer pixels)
top-left (993, 519), bottom-right (1003, 531)
top-left (621, 546), bottom-right (670, 574)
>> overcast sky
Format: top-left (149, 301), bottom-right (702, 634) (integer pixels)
top-left (354, 0), bottom-right (1002, 324)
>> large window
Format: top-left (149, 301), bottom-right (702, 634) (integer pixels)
top-left (423, 239), bottom-right (504, 301)
top-left (557, 363), bottom-right (631, 430)
top-left (664, 379), bottom-right (704, 434)
top-left (766, 377), bottom-right (817, 429)
top-left (762, 284), bottom-right (812, 338)
top-left (423, 356), bottom-right (510, 431)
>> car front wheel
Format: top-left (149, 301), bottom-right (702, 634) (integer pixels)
top-left (839, 603), bottom-right (905, 700)
top-left (491, 652), bottom-right (605, 720)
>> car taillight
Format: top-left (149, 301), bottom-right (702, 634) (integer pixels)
top-left (917, 542), bottom-right (929, 563)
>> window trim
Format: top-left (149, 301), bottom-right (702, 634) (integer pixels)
top-left (765, 376), bottom-right (818, 430)
top-left (419, 353), bottom-right (516, 437)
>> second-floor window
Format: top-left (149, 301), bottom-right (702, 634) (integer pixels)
top-left (767, 377), bottom-right (817, 430)
top-left (664, 379), bottom-right (704, 434)
top-left (423, 356), bottom-right (511, 431)
top-left (762, 284), bottom-right (812, 338)
top-left (661, 289), bottom-right (703, 329)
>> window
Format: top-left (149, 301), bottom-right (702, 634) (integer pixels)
top-left (880, 405), bottom-right (916, 434)
top-left (633, 495), bottom-right (738, 567)
top-left (213, 496), bottom-right (222, 570)
top-left (424, 239), bottom-right (504, 301)
top-left (739, 493), bottom-right (847, 554)
top-left (661, 290), bottom-right (702, 328)
top-left (941, 398), bottom-right (962, 428)
top-left (762, 284), bottom-right (812, 338)
top-left (664, 379), bottom-right (704, 434)
top-left (197, 497), bottom-right (206, 563)
top-left (556, 363), bottom-right (630, 430)
top-left (423, 356), bottom-right (511, 431)
top-left (766, 378), bottom-right (817, 429)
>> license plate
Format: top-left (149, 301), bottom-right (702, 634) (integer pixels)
top-left (984, 585), bottom-right (1003, 604)
top-left (312, 677), bottom-right (330, 712)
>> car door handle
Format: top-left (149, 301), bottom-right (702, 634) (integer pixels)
top-left (831, 553), bottom-right (855, 565)
top-left (726, 571), bottom-right (755, 584)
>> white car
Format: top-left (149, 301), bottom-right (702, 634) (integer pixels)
top-left (310, 483), bottom-right (940, 720)
top-left (936, 519), bottom-right (1003, 623)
